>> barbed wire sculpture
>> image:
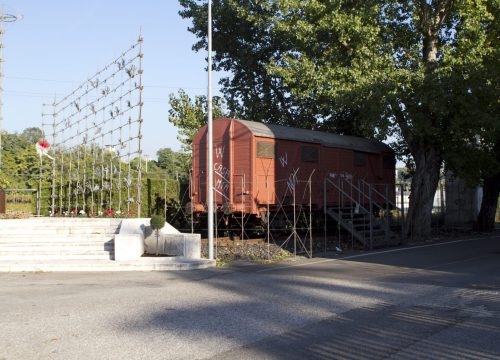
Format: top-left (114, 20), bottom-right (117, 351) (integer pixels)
top-left (42, 35), bottom-right (144, 217)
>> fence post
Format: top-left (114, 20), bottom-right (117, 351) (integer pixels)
top-left (293, 174), bottom-right (297, 257)
top-left (385, 183), bottom-right (389, 244)
top-left (267, 176), bottom-right (270, 260)
top-left (309, 172), bottom-right (313, 258)
top-left (37, 155), bottom-right (42, 216)
top-left (323, 178), bottom-right (327, 253)
top-left (400, 183), bottom-right (405, 242)
top-left (369, 184), bottom-right (373, 250)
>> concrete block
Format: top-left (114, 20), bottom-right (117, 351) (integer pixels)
top-left (114, 233), bottom-right (144, 261)
top-left (115, 218), bottom-right (148, 261)
top-left (144, 233), bottom-right (201, 259)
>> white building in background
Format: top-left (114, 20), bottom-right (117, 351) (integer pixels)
top-left (395, 168), bottom-right (483, 226)
top-left (395, 168), bottom-right (446, 215)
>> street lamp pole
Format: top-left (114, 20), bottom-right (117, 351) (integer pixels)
top-left (207, 0), bottom-right (214, 260)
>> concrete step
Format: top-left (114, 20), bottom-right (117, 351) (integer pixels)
top-left (0, 258), bottom-right (215, 272)
top-left (0, 251), bottom-right (113, 260)
top-left (0, 218), bottom-right (122, 225)
top-left (0, 234), bottom-right (115, 243)
top-left (0, 228), bottom-right (119, 236)
top-left (0, 242), bottom-right (114, 251)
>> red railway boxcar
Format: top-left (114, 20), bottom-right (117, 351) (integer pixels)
top-left (191, 118), bottom-right (395, 218)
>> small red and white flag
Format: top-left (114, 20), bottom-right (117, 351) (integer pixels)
top-left (36, 140), bottom-right (54, 160)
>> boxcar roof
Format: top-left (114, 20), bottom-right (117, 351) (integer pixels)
top-left (233, 119), bottom-right (392, 154)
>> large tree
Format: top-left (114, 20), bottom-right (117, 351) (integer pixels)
top-left (180, 0), bottom-right (498, 239)
top-left (439, 0), bottom-right (499, 232)
top-left (168, 89), bottom-right (226, 152)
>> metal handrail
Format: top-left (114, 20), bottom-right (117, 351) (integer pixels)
top-left (360, 179), bottom-right (397, 209)
top-left (344, 178), bottom-right (384, 211)
top-left (325, 178), bottom-right (370, 215)
top-left (324, 178), bottom-right (373, 247)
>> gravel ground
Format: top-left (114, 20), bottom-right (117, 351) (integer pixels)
top-left (201, 243), bottom-right (292, 264)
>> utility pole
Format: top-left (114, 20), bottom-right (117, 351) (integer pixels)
top-left (0, 10), bottom-right (21, 169)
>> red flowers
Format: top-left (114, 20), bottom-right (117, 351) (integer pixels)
top-left (37, 140), bottom-right (50, 149)
top-left (104, 209), bottom-right (114, 216)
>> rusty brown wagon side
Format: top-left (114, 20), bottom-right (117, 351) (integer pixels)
top-left (191, 118), bottom-right (395, 217)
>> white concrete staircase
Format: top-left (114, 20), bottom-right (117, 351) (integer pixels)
top-left (0, 218), bottom-right (214, 271)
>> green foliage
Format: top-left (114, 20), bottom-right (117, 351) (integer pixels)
top-left (168, 89), bottom-right (226, 152)
top-left (150, 214), bottom-right (166, 230)
top-left (0, 129), bottom-right (45, 189)
top-left (141, 177), bottom-right (180, 217)
top-left (156, 147), bottom-right (190, 178)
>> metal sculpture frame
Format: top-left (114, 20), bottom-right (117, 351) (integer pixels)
top-left (42, 35), bottom-right (144, 217)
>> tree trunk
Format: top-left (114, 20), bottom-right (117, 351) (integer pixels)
top-left (404, 145), bottom-right (442, 241)
top-left (474, 172), bottom-right (500, 232)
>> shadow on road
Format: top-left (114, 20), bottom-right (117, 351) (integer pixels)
top-left (117, 236), bottom-right (500, 358)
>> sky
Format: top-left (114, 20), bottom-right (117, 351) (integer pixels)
top-left (1, 0), bottom-right (221, 159)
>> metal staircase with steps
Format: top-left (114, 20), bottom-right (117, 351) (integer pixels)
top-left (325, 177), bottom-right (400, 249)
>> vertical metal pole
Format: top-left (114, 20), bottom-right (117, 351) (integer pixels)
top-left (37, 155), bottom-right (42, 216)
top-left (91, 143), bottom-right (96, 214)
top-left (350, 178), bottom-right (353, 250)
top-left (207, 0), bottom-right (214, 260)
top-left (214, 201), bottom-right (218, 258)
top-left (59, 131), bottom-right (64, 214)
top-left (439, 178), bottom-right (445, 227)
top-left (400, 183), bottom-right (405, 241)
top-left (75, 105), bottom-right (81, 212)
top-left (369, 184), bottom-right (373, 250)
top-left (358, 179), bottom-right (361, 208)
top-left (323, 178), bottom-right (327, 253)
top-left (68, 143), bottom-right (73, 213)
top-left (190, 171), bottom-right (194, 234)
top-left (293, 174), bottom-right (297, 257)
top-left (50, 98), bottom-right (57, 215)
top-left (136, 32), bottom-right (144, 218)
top-left (109, 151), bottom-right (113, 210)
top-left (241, 176), bottom-right (244, 241)
top-left (338, 176), bottom-right (341, 250)
top-left (385, 183), bottom-right (389, 243)
top-left (99, 135), bottom-right (104, 212)
top-left (267, 176), bottom-right (270, 259)
top-left (309, 175), bottom-right (313, 258)
top-left (117, 66), bottom-right (124, 213)
top-left (82, 91), bottom-right (89, 213)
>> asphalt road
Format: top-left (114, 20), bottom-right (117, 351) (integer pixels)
top-left (1, 235), bottom-right (499, 360)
